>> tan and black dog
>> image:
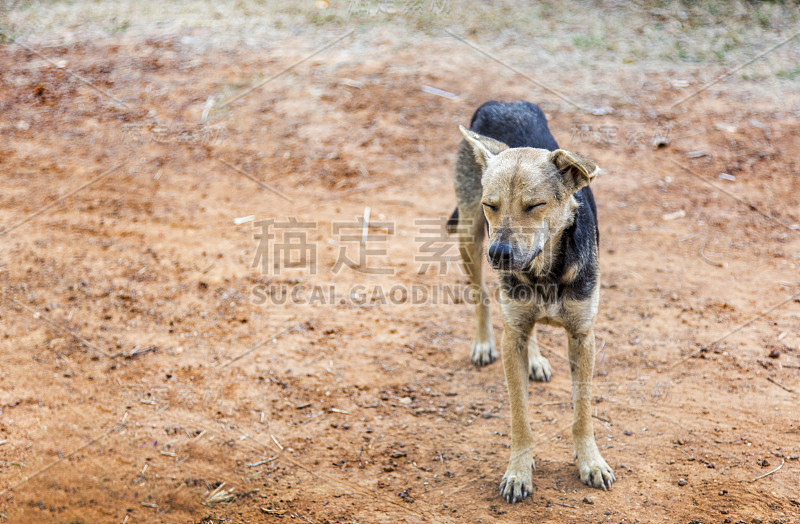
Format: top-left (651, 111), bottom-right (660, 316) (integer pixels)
top-left (448, 101), bottom-right (614, 503)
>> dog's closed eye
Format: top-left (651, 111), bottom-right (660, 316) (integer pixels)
top-left (482, 202), bottom-right (498, 211)
top-left (524, 203), bottom-right (546, 212)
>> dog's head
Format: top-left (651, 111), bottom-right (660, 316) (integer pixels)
top-left (459, 125), bottom-right (599, 272)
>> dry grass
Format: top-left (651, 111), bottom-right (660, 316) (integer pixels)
top-left (1, 1), bottom-right (797, 65)
top-left (2, 0), bottom-right (798, 110)
top-left (203, 482), bottom-right (236, 505)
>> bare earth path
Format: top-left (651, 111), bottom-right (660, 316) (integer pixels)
top-left (1, 2), bottom-right (799, 522)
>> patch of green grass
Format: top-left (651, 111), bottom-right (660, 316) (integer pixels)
top-left (776, 66), bottom-right (800, 80)
top-left (111, 19), bottom-right (130, 33)
top-left (411, 11), bottom-right (438, 33)
top-left (674, 41), bottom-right (691, 62)
top-left (306, 11), bottom-right (345, 26)
top-left (712, 33), bottom-right (741, 63)
top-left (755, 9), bottom-right (772, 29)
top-left (572, 34), bottom-right (606, 49)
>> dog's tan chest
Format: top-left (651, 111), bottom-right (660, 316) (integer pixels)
top-left (532, 297), bottom-right (566, 327)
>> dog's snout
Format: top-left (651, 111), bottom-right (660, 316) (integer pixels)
top-left (488, 242), bottom-right (513, 268)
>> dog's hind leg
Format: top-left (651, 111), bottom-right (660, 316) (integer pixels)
top-left (456, 201), bottom-right (496, 366)
top-left (527, 330), bottom-right (552, 382)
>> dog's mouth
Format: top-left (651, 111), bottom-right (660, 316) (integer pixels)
top-left (490, 246), bottom-right (543, 272)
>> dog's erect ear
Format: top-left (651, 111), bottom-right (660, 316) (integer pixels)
top-left (459, 125), bottom-right (509, 168)
top-left (549, 149), bottom-right (599, 193)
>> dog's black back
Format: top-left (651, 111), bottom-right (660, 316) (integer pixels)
top-left (469, 100), bottom-right (559, 150)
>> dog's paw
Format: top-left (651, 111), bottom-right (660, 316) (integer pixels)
top-left (577, 453), bottom-right (615, 491)
top-left (471, 338), bottom-right (497, 366)
top-left (499, 458), bottom-right (533, 504)
top-left (528, 354), bottom-right (552, 382)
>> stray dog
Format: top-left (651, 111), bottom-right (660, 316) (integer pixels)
top-left (448, 101), bottom-right (614, 503)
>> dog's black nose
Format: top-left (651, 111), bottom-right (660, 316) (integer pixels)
top-left (488, 242), bottom-right (513, 268)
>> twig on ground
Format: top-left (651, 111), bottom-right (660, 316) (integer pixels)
top-left (247, 454), bottom-right (281, 467)
top-left (592, 414), bottom-right (611, 424)
top-left (217, 324), bottom-right (301, 369)
top-left (750, 458), bottom-right (784, 483)
top-left (552, 501), bottom-right (579, 509)
top-left (766, 376), bottom-right (794, 393)
top-left (320, 182), bottom-right (384, 201)
top-left (0, 420), bottom-right (124, 496)
top-left (125, 345), bottom-right (158, 359)
top-left (421, 85), bottom-right (458, 100)
top-left (671, 292), bottom-right (800, 369)
top-left (8, 298), bottom-right (110, 358)
top-left (699, 241), bottom-right (725, 267)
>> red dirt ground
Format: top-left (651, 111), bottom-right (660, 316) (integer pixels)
top-left (1, 25), bottom-right (799, 524)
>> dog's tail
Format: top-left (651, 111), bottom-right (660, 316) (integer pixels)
top-left (446, 207), bottom-right (459, 234)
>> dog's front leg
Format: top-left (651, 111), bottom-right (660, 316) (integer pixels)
top-left (568, 329), bottom-right (615, 490)
top-left (498, 313), bottom-right (534, 503)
